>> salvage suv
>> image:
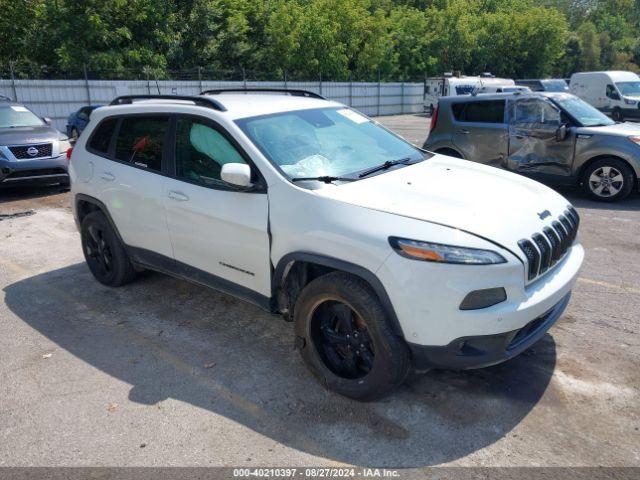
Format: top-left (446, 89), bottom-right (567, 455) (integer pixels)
top-left (69, 90), bottom-right (584, 400)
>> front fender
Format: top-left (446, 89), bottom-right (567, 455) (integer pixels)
top-left (573, 136), bottom-right (640, 179)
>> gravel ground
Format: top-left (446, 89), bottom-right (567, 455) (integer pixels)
top-left (0, 114), bottom-right (638, 468)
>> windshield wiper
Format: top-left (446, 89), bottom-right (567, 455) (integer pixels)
top-left (358, 157), bottom-right (414, 178)
top-left (291, 175), bottom-right (357, 184)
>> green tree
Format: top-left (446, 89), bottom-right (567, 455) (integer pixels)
top-left (577, 22), bottom-right (601, 71)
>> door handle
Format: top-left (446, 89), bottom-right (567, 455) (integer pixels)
top-left (458, 129), bottom-right (470, 134)
top-left (99, 172), bottom-right (115, 181)
top-left (168, 190), bottom-right (189, 202)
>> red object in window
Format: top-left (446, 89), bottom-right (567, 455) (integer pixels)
top-left (133, 136), bottom-right (149, 151)
top-left (66, 147), bottom-right (73, 160)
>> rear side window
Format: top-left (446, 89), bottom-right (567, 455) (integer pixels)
top-left (452, 100), bottom-right (505, 123)
top-left (114, 116), bottom-right (168, 172)
top-left (88, 118), bottom-right (117, 155)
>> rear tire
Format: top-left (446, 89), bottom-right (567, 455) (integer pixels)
top-left (612, 108), bottom-right (624, 122)
top-left (294, 272), bottom-right (410, 401)
top-left (81, 211), bottom-right (136, 286)
top-left (582, 158), bottom-right (634, 202)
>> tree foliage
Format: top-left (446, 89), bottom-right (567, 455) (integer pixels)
top-left (0, 0), bottom-right (638, 79)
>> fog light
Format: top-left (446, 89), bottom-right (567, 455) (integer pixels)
top-left (459, 287), bottom-right (506, 310)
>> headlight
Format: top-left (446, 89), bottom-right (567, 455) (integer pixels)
top-left (59, 138), bottom-right (72, 155)
top-left (389, 237), bottom-right (507, 265)
top-left (628, 136), bottom-right (640, 146)
top-left (624, 98), bottom-right (637, 105)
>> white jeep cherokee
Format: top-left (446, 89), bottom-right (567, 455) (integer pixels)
top-left (70, 89), bottom-right (584, 401)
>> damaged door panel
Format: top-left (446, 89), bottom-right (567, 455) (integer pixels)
top-left (507, 97), bottom-right (576, 177)
top-left (451, 99), bottom-right (508, 167)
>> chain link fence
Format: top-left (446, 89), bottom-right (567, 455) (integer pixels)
top-left (0, 64), bottom-right (426, 132)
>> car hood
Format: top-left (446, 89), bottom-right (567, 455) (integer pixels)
top-left (0, 125), bottom-right (63, 146)
top-left (578, 122), bottom-right (640, 137)
top-left (315, 155), bottom-right (573, 259)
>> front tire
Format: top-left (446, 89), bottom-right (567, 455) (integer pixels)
top-left (81, 211), bottom-right (136, 286)
top-left (582, 158), bottom-right (634, 202)
top-left (612, 108), bottom-right (624, 122)
top-left (294, 272), bottom-right (410, 401)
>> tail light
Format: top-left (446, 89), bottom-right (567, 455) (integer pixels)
top-left (430, 105), bottom-right (439, 131)
top-left (66, 148), bottom-right (73, 160)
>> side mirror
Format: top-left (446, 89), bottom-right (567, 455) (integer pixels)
top-left (556, 124), bottom-right (568, 142)
top-left (221, 163), bottom-right (253, 188)
top-left (43, 117), bottom-right (52, 125)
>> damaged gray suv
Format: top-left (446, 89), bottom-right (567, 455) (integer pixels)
top-left (424, 92), bottom-right (640, 201)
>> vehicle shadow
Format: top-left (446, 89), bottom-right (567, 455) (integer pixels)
top-left (3, 263), bottom-right (557, 467)
top-left (0, 184), bottom-right (69, 205)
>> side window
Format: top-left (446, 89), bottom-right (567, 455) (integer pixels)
top-left (77, 107), bottom-right (90, 120)
top-left (453, 101), bottom-right (505, 123)
top-left (175, 117), bottom-right (246, 187)
top-left (88, 118), bottom-right (117, 155)
top-left (114, 116), bottom-right (168, 172)
top-left (465, 101), bottom-right (505, 123)
top-left (452, 103), bottom-right (466, 120)
top-left (606, 84), bottom-right (619, 99)
top-left (512, 99), bottom-right (561, 127)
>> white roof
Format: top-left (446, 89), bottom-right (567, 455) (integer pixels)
top-left (571, 71), bottom-right (640, 82)
top-left (203, 93), bottom-right (342, 119)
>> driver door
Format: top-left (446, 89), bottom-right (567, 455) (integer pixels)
top-left (162, 115), bottom-right (271, 300)
top-left (506, 97), bottom-right (575, 177)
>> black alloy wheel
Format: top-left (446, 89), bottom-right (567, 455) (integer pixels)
top-left (84, 223), bottom-right (114, 279)
top-left (312, 300), bottom-right (375, 379)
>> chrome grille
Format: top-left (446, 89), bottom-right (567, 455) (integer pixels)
top-left (518, 207), bottom-right (580, 281)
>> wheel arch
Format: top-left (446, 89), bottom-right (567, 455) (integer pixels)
top-left (75, 194), bottom-right (126, 244)
top-left (577, 154), bottom-right (638, 188)
top-left (272, 253), bottom-right (405, 338)
top-left (433, 147), bottom-right (464, 159)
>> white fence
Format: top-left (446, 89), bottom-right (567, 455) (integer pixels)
top-left (0, 79), bottom-right (425, 132)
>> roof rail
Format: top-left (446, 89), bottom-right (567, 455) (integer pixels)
top-left (200, 88), bottom-right (326, 100)
top-left (109, 95), bottom-right (227, 112)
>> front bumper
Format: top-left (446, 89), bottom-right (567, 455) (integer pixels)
top-left (409, 292), bottom-right (570, 370)
top-left (0, 155), bottom-right (69, 187)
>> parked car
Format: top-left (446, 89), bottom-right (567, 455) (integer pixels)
top-left (477, 85), bottom-right (531, 94)
top-left (70, 90), bottom-right (584, 400)
top-left (570, 71), bottom-right (640, 122)
top-left (424, 91), bottom-right (640, 201)
top-left (0, 101), bottom-right (71, 187)
top-left (66, 105), bottom-right (102, 141)
top-left (516, 79), bottom-right (570, 92)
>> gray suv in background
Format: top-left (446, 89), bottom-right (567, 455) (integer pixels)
top-left (424, 92), bottom-right (640, 201)
top-left (0, 99), bottom-right (71, 188)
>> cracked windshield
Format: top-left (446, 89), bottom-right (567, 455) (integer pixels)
top-left (236, 107), bottom-right (424, 179)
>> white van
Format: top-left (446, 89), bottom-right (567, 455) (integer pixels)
top-left (424, 75), bottom-right (480, 114)
top-left (570, 71), bottom-right (640, 121)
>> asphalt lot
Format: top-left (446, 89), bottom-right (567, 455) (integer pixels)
top-left (0, 114), bottom-right (638, 468)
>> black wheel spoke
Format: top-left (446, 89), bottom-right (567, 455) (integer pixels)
top-left (358, 346), bottom-right (374, 370)
top-left (88, 225), bottom-right (100, 244)
top-left (340, 351), bottom-right (358, 377)
top-left (332, 304), bottom-right (354, 331)
top-left (322, 327), bottom-right (348, 345)
top-left (311, 299), bottom-right (376, 380)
